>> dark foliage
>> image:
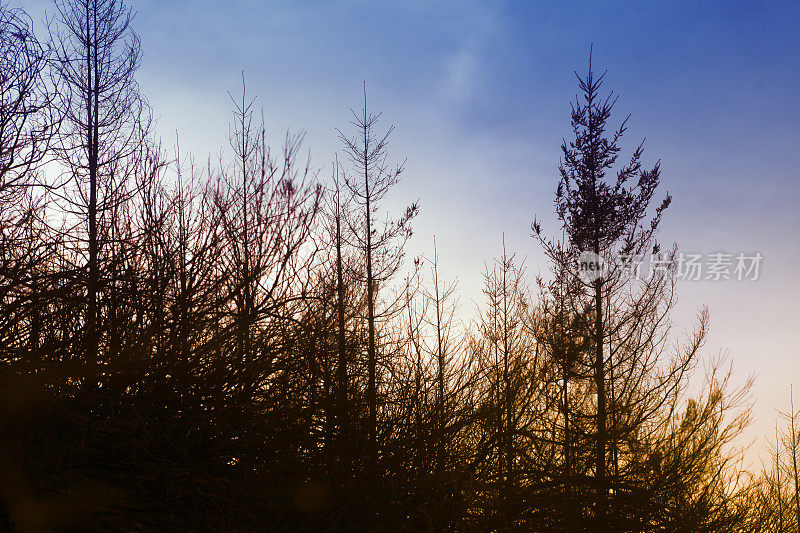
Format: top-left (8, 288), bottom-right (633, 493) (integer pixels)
top-left (0, 3), bottom-right (773, 531)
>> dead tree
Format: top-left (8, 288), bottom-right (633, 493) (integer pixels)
top-left (49, 0), bottom-right (148, 389)
top-left (337, 83), bottom-right (417, 473)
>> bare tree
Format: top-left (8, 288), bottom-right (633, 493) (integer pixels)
top-left (0, 2), bottom-right (60, 198)
top-left (534, 237), bottom-right (593, 530)
top-left (49, 0), bottom-right (148, 389)
top-left (776, 386), bottom-right (800, 531)
top-left (214, 76), bottom-right (321, 406)
top-left (788, 389), bottom-right (800, 530)
top-left (425, 235), bottom-right (461, 471)
top-left (337, 83), bottom-right (417, 472)
top-left (0, 4), bottom-right (61, 370)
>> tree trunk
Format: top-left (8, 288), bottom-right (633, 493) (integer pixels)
top-left (334, 183), bottom-right (349, 465)
top-left (594, 263), bottom-right (608, 531)
top-left (434, 238), bottom-right (445, 472)
top-left (86, 0), bottom-right (99, 391)
top-left (363, 98), bottom-right (377, 474)
top-left (790, 392), bottom-right (800, 530)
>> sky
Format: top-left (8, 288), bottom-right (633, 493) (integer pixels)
top-left (20, 0), bottom-right (800, 466)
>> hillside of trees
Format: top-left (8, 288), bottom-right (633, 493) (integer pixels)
top-left (0, 1), bottom-right (797, 531)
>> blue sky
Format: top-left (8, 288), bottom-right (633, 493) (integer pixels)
top-left (141, 0), bottom-right (800, 464)
top-left (21, 0), bottom-right (800, 462)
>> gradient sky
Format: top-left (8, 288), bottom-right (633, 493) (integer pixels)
top-left (21, 0), bottom-right (800, 466)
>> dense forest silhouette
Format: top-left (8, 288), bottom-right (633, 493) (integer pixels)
top-left (0, 1), bottom-right (798, 531)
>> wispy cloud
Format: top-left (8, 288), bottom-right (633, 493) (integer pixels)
top-left (437, 3), bottom-right (502, 104)
top-left (442, 48), bottom-right (479, 102)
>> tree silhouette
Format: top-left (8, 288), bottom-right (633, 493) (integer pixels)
top-left (337, 84), bottom-right (418, 476)
top-left (49, 0), bottom-right (149, 390)
top-left (0, 3), bottom-right (60, 197)
top-left (0, 3), bottom-right (774, 529)
top-left (534, 49), bottom-right (671, 531)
